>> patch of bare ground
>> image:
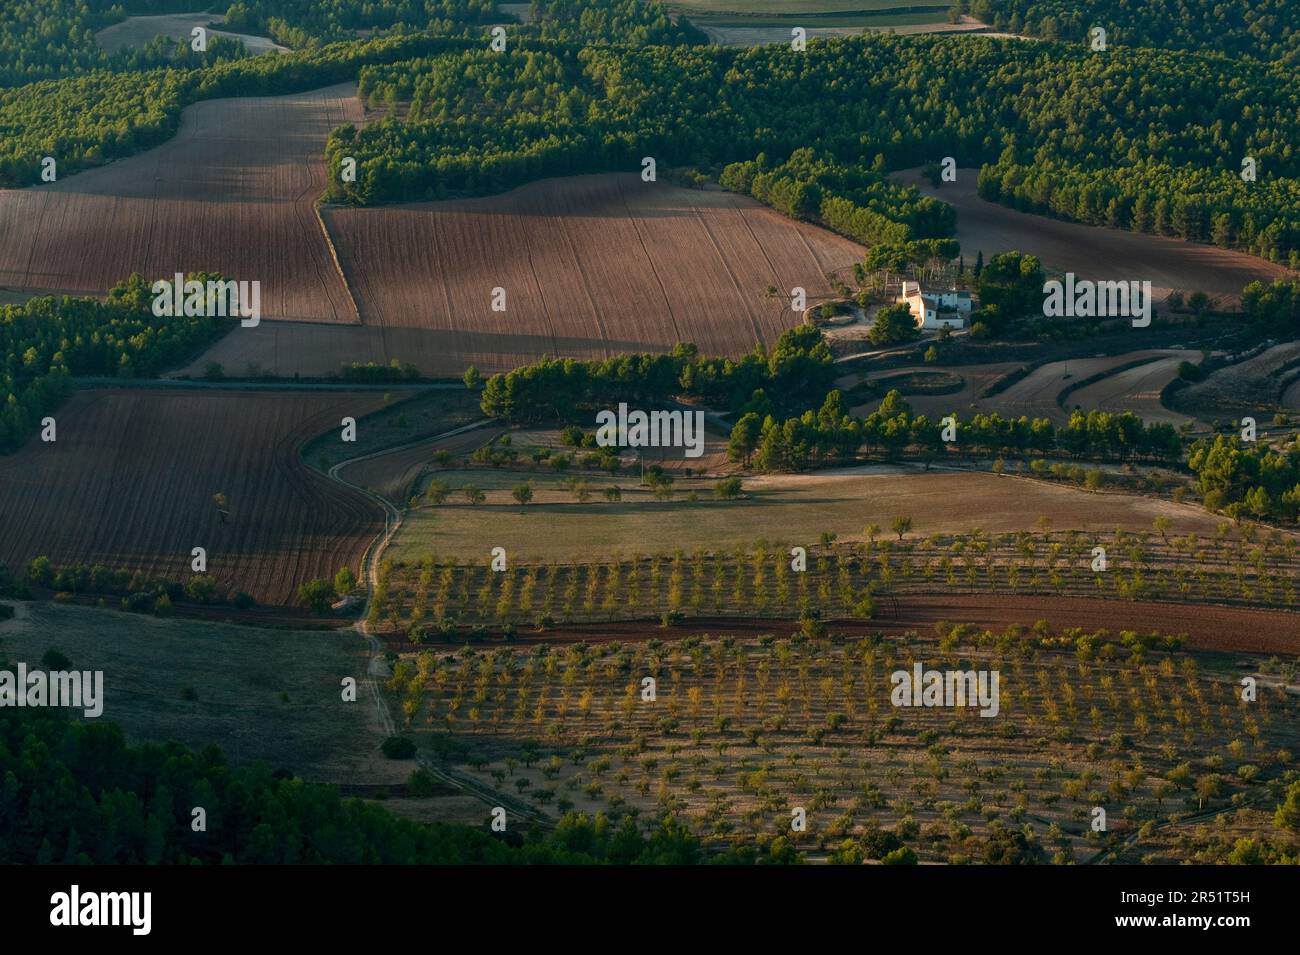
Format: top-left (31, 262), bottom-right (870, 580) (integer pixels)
top-left (891, 168), bottom-right (1285, 303)
top-left (1067, 354), bottom-right (1199, 428)
top-left (1172, 342), bottom-right (1300, 421)
top-left (386, 594), bottom-right (1300, 657)
top-left (188, 174), bottom-right (864, 377)
top-left (338, 425), bottom-right (505, 505)
top-left (849, 361), bottom-right (1022, 417)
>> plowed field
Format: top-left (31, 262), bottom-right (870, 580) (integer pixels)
top-left (189, 174), bottom-right (865, 377)
top-left (0, 84), bottom-right (360, 323)
top-left (0, 389), bottom-right (384, 605)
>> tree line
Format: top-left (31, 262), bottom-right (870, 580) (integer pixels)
top-left (0, 273), bottom-right (229, 452)
top-left (1189, 434), bottom-right (1300, 524)
top-left (478, 326), bottom-right (836, 423)
top-left (728, 388), bottom-right (1184, 472)
top-left (336, 33), bottom-right (1300, 263)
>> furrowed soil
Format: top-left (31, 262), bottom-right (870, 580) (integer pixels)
top-left (892, 168), bottom-right (1286, 302)
top-left (0, 84), bottom-right (360, 323)
top-left (1067, 354), bottom-right (1199, 428)
top-left (191, 174), bottom-right (865, 377)
top-left (0, 388), bottom-right (384, 605)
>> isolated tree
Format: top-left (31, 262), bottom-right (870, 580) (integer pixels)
top-left (425, 479), bottom-right (450, 505)
top-left (463, 484), bottom-right (486, 505)
top-left (1153, 516), bottom-right (1172, 543)
top-left (334, 566), bottom-right (357, 595)
top-left (1275, 780), bottom-right (1300, 836)
top-left (604, 486), bottom-right (622, 502)
top-left (213, 492), bottom-right (230, 524)
top-left (714, 477), bottom-right (744, 500)
top-left (728, 412), bottom-right (763, 466)
top-left (892, 515), bottom-right (913, 540)
top-left (512, 483), bottom-right (534, 505)
top-left (299, 578), bottom-right (336, 613)
top-left (868, 303), bottom-right (921, 347)
top-left (463, 365), bottom-right (482, 390)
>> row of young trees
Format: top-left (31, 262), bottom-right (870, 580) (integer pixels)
top-left (0, 273), bottom-right (229, 451)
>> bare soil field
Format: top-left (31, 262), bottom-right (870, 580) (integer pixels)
top-left (95, 12), bottom-right (290, 54)
top-left (0, 84), bottom-right (360, 323)
top-left (1172, 341), bottom-right (1300, 421)
top-left (386, 465), bottom-right (1224, 563)
top-left (1068, 354), bottom-right (1199, 428)
top-left (0, 388), bottom-right (384, 605)
top-left (200, 174), bottom-right (859, 378)
top-left (892, 168), bottom-right (1286, 302)
top-left (0, 602), bottom-right (389, 782)
top-left (975, 350), bottom-right (1194, 424)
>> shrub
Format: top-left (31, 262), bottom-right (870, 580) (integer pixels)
top-left (382, 736), bottom-right (417, 760)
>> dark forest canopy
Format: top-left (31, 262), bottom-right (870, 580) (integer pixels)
top-left (339, 34), bottom-right (1300, 263)
top-left (958, 0), bottom-right (1300, 65)
top-left (0, 0), bottom-right (699, 88)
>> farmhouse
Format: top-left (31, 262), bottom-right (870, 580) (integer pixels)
top-left (900, 281), bottom-right (971, 330)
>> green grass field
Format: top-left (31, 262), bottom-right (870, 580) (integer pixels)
top-left (0, 601), bottom-right (381, 782)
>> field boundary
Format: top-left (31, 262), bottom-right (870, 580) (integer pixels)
top-left (315, 202), bottom-right (364, 325)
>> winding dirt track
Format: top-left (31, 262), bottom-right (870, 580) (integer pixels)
top-left (0, 388), bottom-right (384, 604)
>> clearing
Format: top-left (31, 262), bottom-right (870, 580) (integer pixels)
top-left (95, 12), bottom-right (290, 55)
